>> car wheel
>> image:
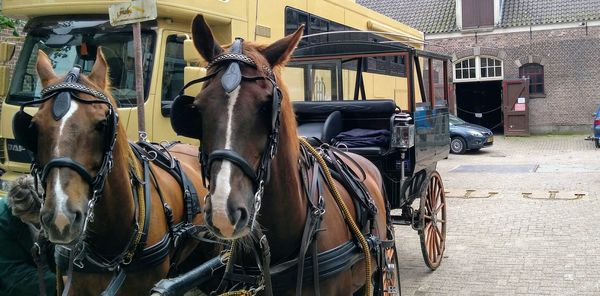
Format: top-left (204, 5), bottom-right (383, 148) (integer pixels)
top-left (450, 137), bottom-right (467, 154)
top-left (595, 139), bottom-right (600, 148)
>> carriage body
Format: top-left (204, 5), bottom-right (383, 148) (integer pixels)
top-left (289, 36), bottom-right (451, 210)
top-left (290, 36), bottom-right (450, 270)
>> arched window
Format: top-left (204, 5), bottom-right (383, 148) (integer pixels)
top-left (454, 56), bottom-right (503, 81)
top-left (519, 63), bottom-right (544, 95)
top-left (480, 57), bottom-right (502, 78)
top-left (454, 58), bottom-right (476, 80)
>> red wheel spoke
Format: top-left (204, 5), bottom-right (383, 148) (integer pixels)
top-left (433, 202), bottom-right (444, 214)
top-left (433, 224), bottom-right (443, 242)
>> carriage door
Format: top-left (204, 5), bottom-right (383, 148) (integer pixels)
top-left (502, 79), bottom-right (530, 136)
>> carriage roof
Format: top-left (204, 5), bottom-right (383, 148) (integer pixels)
top-left (291, 31), bottom-right (451, 62)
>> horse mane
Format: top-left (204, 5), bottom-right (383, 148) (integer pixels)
top-left (236, 42), bottom-right (300, 163)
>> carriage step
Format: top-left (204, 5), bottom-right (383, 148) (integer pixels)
top-left (390, 214), bottom-right (411, 225)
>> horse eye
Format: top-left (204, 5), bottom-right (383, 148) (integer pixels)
top-left (95, 119), bottom-right (107, 132)
top-left (259, 101), bottom-right (272, 114)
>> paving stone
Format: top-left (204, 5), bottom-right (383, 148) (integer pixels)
top-left (395, 135), bottom-right (600, 295)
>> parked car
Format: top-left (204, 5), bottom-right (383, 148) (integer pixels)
top-left (449, 114), bottom-right (494, 154)
top-left (593, 104), bottom-right (600, 148)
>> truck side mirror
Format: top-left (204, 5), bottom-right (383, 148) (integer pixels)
top-left (0, 42), bottom-right (16, 97)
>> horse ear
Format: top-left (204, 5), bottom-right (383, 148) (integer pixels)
top-left (192, 15), bottom-right (223, 61)
top-left (36, 50), bottom-right (57, 87)
top-left (261, 25), bottom-right (304, 67)
top-left (89, 47), bottom-right (108, 90)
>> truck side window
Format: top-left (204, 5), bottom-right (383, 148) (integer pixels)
top-left (161, 35), bottom-right (185, 112)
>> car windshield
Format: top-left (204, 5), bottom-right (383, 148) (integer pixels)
top-left (449, 115), bottom-right (467, 125)
top-left (7, 16), bottom-right (155, 107)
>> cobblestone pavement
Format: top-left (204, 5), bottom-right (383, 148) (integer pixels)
top-left (395, 134), bottom-right (600, 295)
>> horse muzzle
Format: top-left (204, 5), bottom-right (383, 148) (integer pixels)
top-left (203, 193), bottom-right (251, 239)
top-left (40, 205), bottom-right (84, 244)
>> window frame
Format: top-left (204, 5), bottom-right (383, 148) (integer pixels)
top-left (454, 57), bottom-right (476, 81)
top-left (453, 56), bottom-right (503, 82)
top-left (519, 63), bottom-right (545, 97)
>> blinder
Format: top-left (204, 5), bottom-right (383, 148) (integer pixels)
top-left (13, 111), bottom-right (37, 153)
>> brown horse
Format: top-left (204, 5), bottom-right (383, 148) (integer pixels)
top-left (14, 49), bottom-right (216, 295)
top-left (179, 16), bottom-right (396, 295)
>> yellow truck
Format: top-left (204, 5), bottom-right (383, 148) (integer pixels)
top-left (0, 0), bottom-right (424, 192)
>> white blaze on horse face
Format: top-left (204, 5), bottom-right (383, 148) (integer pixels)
top-left (54, 101), bottom-right (79, 155)
top-left (51, 101), bottom-right (79, 228)
top-left (52, 174), bottom-right (71, 233)
top-left (211, 86), bottom-right (241, 234)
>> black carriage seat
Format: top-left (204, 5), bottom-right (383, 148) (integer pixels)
top-left (296, 110), bottom-right (342, 145)
top-left (293, 100), bottom-right (397, 156)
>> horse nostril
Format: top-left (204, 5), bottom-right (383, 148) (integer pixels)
top-left (73, 211), bottom-right (83, 225)
top-left (40, 211), bottom-right (53, 228)
top-left (233, 207), bottom-right (248, 228)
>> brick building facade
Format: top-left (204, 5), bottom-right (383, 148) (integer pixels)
top-left (359, 0), bottom-right (600, 134)
top-left (0, 5), bottom-right (25, 85)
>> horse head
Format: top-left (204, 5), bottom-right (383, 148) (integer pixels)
top-left (15, 49), bottom-right (119, 244)
top-left (187, 15), bottom-right (303, 239)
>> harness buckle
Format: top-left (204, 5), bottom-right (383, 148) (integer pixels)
top-left (249, 284), bottom-right (265, 295)
top-left (139, 131), bottom-right (148, 142)
top-left (269, 142), bottom-right (277, 159)
top-left (122, 254), bottom-right (133, 265)
top-left (87, 191), bottom-right (99, 223)
top-left (250, 181), bottom-right (264, 231)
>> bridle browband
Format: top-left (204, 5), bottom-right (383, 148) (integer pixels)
top-left (174, 38), bottom-right (282, 231)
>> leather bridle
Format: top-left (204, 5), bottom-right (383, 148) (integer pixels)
top-left (13, 66), bottom-right (120, 266)
top-left (173, 38), bottom-right (282, 230)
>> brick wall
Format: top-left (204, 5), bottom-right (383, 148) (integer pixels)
top-left (426, 26), bottom-right (600, 134)
top-left (0, 23), bottom-right (26, 84)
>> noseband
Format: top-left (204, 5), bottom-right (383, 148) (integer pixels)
top-left (173, 38), bottom-right (282, 230)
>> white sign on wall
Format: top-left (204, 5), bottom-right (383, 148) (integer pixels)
top-left (109, 0), bottom-right (157, 26)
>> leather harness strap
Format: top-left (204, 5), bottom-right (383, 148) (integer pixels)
top-left (295, 146), bottom-right (325, 296)
top-left (32, 232), bottom-right (50, 296)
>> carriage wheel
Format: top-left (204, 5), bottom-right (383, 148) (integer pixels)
top-left (418, 171), bottom-right (447, 270)
top-left (381, 245), bottom-right (401, 295)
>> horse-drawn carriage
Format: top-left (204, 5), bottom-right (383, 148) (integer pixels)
top-left (13, 15), bottom-right (449, 296)
top-left (289, 35), bottom-right (450, 270)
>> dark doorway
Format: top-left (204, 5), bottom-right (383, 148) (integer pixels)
top-left (455, 81), bottom-right (503, 133)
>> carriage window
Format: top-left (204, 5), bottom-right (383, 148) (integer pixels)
top-left (285, 61), bottom-right (341, 101)
top-left (7, 19), bottom-right (155, 107)
top-left (432, 59), bottom-right (446, 106)
top-left (161, 35), bottom-right (184, 107)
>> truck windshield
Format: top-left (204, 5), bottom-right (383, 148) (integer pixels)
top-left (7, 16), bottom-right (155, 107)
